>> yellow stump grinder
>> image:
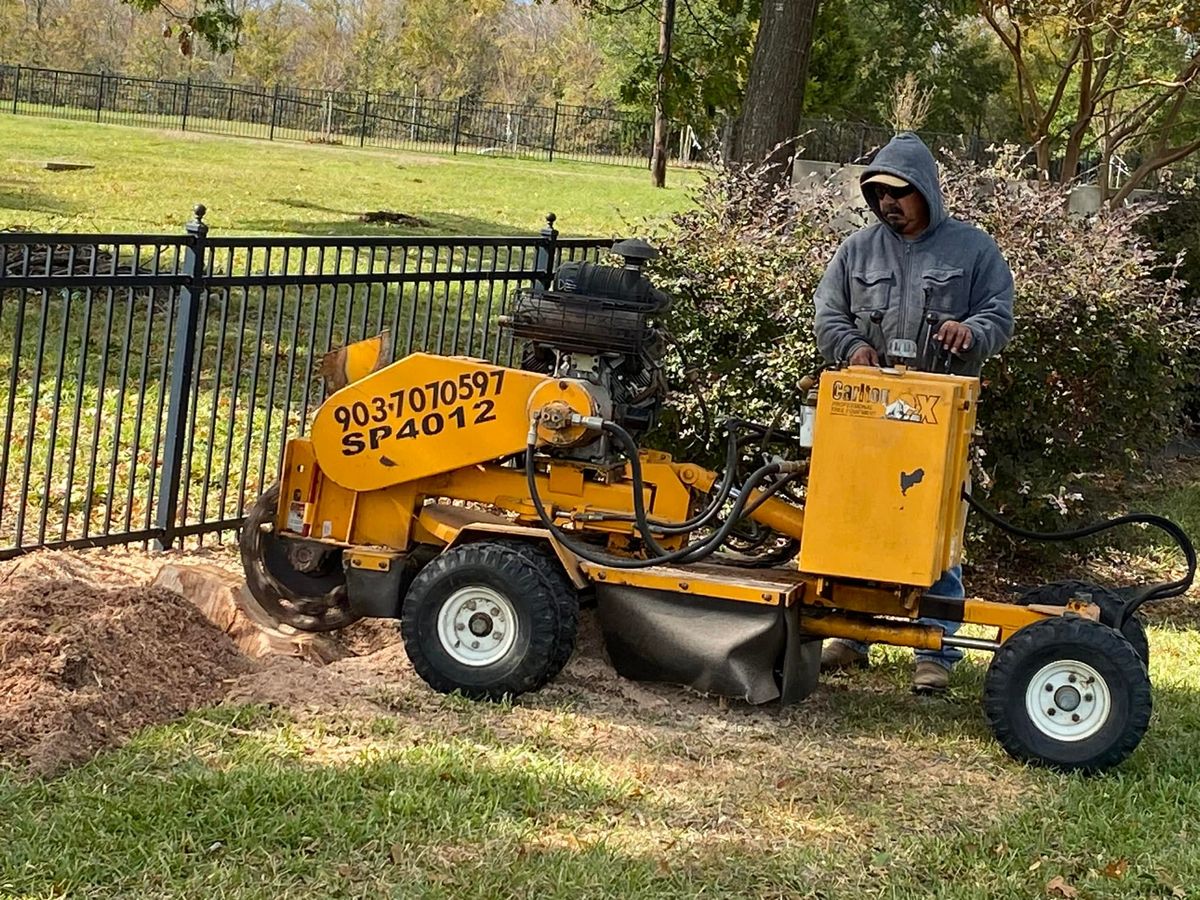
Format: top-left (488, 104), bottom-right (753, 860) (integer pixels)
top-left (241, 239), bottom-right (1194, 773)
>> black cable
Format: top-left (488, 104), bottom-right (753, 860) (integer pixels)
top-left (617, 423), bottom-right (739, 536)
top-left (963, 491), bottom-right (1196, 626)
top-left (580, 423), bottom-right (743, 535)
top-left (525, 437), bottom-right (786, 570)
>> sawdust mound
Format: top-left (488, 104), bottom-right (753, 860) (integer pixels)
top-left (0, 579), bottom-right (252, 774)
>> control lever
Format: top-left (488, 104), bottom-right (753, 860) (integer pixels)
top-left (919, 293), bottom-right (953, 373)
top-left (845, 309), bottom-right (886, 367)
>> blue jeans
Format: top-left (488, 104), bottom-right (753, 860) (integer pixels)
top-left (841, 565), bottom-right (965, 670)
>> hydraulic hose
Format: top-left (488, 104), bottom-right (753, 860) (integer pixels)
top-left (963, 490), bottom-right (1197, 626)
top-left (524, 431), bottom-right (791, 570)
top-left (600, 422), bottom-right (741, 537)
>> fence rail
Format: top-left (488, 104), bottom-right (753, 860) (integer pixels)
top-left (0, 61), bottom-right (1000, 171)
top-left (0, 209), bottom-right (611, 558)
top-left (0, 62), bottom-right (670, 167)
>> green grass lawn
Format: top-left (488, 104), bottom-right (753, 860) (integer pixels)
top-left (3, 111), bottom-right (1200, 899)
top-left (2, 617), bottom-right (1199, 899)
top-left (0, 115), bottom-right (700, 237)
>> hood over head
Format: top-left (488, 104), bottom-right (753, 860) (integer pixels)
top-left (859, 132), bottom-right (946, 233)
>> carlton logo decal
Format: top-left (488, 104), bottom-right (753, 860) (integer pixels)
top-left (829, 380), bottom-right (940, 425)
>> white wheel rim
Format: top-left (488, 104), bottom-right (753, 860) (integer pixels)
top-left (436, 585), bottom-right (517, 667)
top-left (1024, 659), bottom-right (1112, 742)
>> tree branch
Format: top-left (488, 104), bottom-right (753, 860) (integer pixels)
top-left (1110, 137), bottom-right (1200, 205)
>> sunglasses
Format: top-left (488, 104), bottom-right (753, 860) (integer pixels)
top-left (871, 183), bottom-right (916, 200)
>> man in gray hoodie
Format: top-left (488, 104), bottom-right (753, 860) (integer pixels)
top-left (813, 132), bottom-right (1014, 692)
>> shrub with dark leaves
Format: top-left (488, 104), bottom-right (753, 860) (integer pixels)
top-left (644, 147), bottom-right (1200, 523)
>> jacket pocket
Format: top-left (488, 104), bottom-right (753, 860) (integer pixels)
top-left (850, 269), bottom-right (892, 313)
top-left (922, 266), bottom-right (967, 314)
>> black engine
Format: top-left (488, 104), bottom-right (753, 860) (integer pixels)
top-left (504, 238), bottom-right (671, 444)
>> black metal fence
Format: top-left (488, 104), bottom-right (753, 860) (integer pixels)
top-left (0, 209), bottom-right (610, 558)
top-left (795, 117), bottom-right (989, 167)
top-left (0, 63), bottom-right (667, 168)
top-left (0, 62), bottom-right (1004, 171)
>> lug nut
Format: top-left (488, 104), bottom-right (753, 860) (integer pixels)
top-left (471, 640), bottom-right (480, 649)
top-left (1068, 674), bottom-right (1077, 683)
top-left (456, 623), bottom-right (465, 631)
top-left (1047, 708), bottom-right (1056, 716)
top-left (1084, 694), bottom-right (1093, 702)
top-left (1045, 684), bottom-right (1054, 692)
top-left (493, 633), bottom-right (503, 641)
top-left (490, 608), bottom-right (499, 616)
top-left (1072, 714), bottom-right (1080, 722)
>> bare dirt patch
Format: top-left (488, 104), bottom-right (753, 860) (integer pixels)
top-left (0, 579), bottom-right (251, 774)
top-left (0, 546), bottom-right (404, 774)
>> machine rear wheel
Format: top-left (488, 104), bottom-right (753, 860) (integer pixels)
top-left (1019, 580), bottom-right (1149, 668)
top-left (983, 616), bottom-right (1151, 772)
top-left (239, 484), bottom-right (361, 632)
top-left (401, 540), bottom-right (579, 700)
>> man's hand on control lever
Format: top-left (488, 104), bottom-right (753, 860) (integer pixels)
top-left (848, 344), bottom-right (880, 366)
top-left (934, 321), bottom-right (974, 354)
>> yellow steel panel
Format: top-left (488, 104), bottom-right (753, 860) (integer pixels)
top-left (312, 478), bottom-right (358, 543)
top-left (320, 331), bottom-right (392, 393)
top-left (277, 439), bottom-right (319, 534)
top-left (798, 366), bottom-right (980, 587)
top-left (309, 353), bottom-right (551, 492)
top-left (348, 484), bottom-right (420, 549)
top-left (581, 561), bottom-right (806, 605)
top-left (548, 464), bottom-right (586, 496)
top-left (346, 548), bottom-right (401, 572)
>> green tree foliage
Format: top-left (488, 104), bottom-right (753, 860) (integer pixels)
top-left (803, 0), bottom-right (860, 116)
top-left (120, 0), bottom-right (241, 55)
top-left (587, 0), bottom-right (755, 133)
top-left (806, 0), bottom-right (1010, 135)
top-left (979, 1), bottom-right (1200, 204)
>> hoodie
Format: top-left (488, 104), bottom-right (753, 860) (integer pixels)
top-left (813, 133), bottom-right (1014, 376)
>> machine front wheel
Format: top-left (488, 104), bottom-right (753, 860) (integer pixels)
top-left (1019, 580), bottom-right (1149, 668)
top-left (983, 616), bottom-right (1151, 773)
top-left (401, 541), bottom-right (579, 700)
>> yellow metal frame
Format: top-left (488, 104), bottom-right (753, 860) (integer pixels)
top-left (268, 342), bottom-right (1078, 658)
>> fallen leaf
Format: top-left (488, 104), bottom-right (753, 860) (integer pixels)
top-left (336, 864), bottom-right (353, 877)
top-left (1046, 876), bottom-right (1078, 899)
top-left (1102, 858), bottom-right (1128, 879)
top-left (390, 843), bottom-right (404, 865)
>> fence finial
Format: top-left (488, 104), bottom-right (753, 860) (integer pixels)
top-left (193, 203), bottom-right (207, 223)
top-left (545, 212), bottom-right (556, 229)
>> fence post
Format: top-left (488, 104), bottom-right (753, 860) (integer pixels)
top-left (269, 83), bottom-right (280, 140)
top-left (154, 204), bottom-right (209, 550)
top-left (95, 71), bottom-right (104, 122)
top-left (410, 84), bottom-right (419, 142)
top-left (549, 101), bottom-right (559, 162)
top-left (534, 212), bottom-right (558, 293)
top-left (181, 77), bottom-right (192, 131)
top-left (11, 65), bottom-right (20, 115)
top-left (359, 90), bottom-right (369, 147)
top-left (452, 96), bottom-right (464, 154)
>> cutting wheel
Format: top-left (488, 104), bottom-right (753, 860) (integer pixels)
top-left (239, 483), bottom-right (362, 632)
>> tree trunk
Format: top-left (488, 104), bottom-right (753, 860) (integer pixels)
top-left (650, 0), bottom-right (676, 188)
top-left (730, 0), bottom-right (820, 178)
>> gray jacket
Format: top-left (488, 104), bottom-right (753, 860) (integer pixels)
top-left (813, 133), bottom-right (1014, 376)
